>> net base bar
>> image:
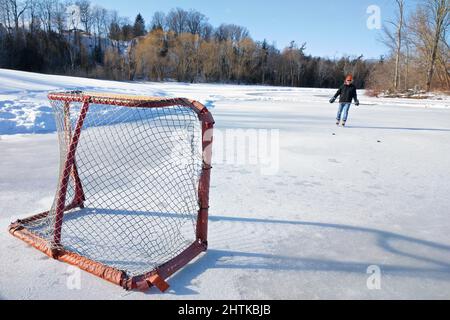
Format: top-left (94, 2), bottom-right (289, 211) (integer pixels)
top-left (9, 216), bottom-right (207, 292)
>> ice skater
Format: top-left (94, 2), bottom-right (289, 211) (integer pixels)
top-left (329, 75), bottom-right (359, 127)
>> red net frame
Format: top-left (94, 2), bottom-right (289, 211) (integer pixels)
top-left (8, 91), bottom-right (214, 292)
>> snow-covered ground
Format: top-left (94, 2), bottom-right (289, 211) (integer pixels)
top-left (1, 68), bottom-right (450, 300)
top-left (1, 68), bottom-right (448, 135)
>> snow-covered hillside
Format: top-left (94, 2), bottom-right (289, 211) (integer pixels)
top-left (1, 68), bottom-right (450, 299)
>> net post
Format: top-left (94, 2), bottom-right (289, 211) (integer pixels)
top-left (63, 101), bottom-right (86, 209)
top-left (52, 98), bottom-right (90, 253)
top-left (192, 102), bottom-right (215, 245)
top-left (72, 162), bottom-right (86, 208)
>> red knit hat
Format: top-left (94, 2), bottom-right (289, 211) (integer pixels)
top-left (346, 74), bottom-right (353, 81)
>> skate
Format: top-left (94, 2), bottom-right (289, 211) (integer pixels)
top-left (341, 121), bottom-right (346, 127)
top-left (336, 120), bottom-right (340, 126)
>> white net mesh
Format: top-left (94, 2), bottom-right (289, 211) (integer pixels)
top-left (25, 96), bottom-right (204, 276)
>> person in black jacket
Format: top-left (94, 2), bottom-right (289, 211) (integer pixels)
top-left (329, 75), bottom-right (360, 127)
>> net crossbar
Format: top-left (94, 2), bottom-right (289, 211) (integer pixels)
top-left (9, 91), bottom-right (214, 292)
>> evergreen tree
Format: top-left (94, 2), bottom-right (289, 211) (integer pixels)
top-left (121, 24), bottom-right (134, 41)
top-left (109, 22), bottom-right (122, 41)
top-left (133, 14), bottom-right (146, 37)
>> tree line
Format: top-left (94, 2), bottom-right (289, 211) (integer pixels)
top-left (0, 0), bottom-right (373, 88)
top-left (0, 0), bottom-right (147, 74)
top-left (1, 1), bottom-right (447, 92)
top-left (127, 22), bottom-right (371, 88)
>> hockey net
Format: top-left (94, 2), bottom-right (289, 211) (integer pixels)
top-left (9, 91), bottom-right (214, 292)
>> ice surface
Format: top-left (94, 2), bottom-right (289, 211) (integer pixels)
top-left (1, 69), bottom-right (450, 299)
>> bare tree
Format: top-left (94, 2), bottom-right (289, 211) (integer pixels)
top-left (425, 0), bottom-right (449, 91)
top-left (150, 11), bottom-right (165, 31)
top-left (91, 5), bottom-right (109, 38)
top-left (228, 24), bottom-right (249, 43)
top-left (38, 0), bottom-right (56, 33)
top-left (282, 41), bottom-right (306, 87)
top-left (53, 0), bottom-right (66, 34)
top-left (214, 24), bottom-right (229, 42)
top-left (0, 0), bottom-right (12, 30)
top-left (186, 9), bottom-right (207, 35)
top-left (200, 22), bottom-right (213, 41)
top-left (76, 0), bottom-right (91, 34)
top-left (214, 24), bottom-right (249, 43)
top-left (403, 35), bottom-right (412, 90)
top-left (393, 0), bottom-right (405, 90)
top-left (8, 0), bottom-right (29, 31)
top-left (381, 0), bottom-right (405, 90)
top-left (166, 8), bottom-right (188, 35)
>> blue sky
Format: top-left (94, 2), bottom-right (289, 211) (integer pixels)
top-left (91, 0), bottom-right (421, 59)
